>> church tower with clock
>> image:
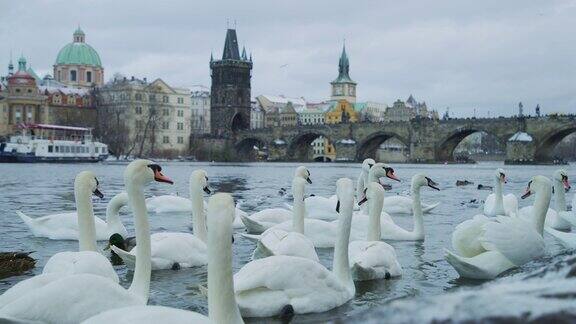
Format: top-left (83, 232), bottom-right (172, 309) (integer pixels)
top-left (330, 44), bottom-right (356, 103)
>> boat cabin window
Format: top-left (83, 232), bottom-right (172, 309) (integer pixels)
top-left (48, 145), bottom-right (53, 153)
top-left (95, 147), bottom-right (99, 154)
top-left (55, 146), bottom-right (59, 153)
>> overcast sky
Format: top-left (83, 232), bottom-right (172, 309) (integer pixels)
top-left (1, 0), bottom-right (575, 117)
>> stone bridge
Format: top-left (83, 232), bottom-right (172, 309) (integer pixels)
top-left (232, 115), bottom-right (576, 163)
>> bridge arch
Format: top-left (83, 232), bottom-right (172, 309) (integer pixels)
top-left (436, 127), bottom-right (506, 162)
top-left (535, 125), bottom-right (576, 162)
top-left (287, 131), bottom-right (334, 161)
top-left (357, 131), bottom-right (409, 161)
top-left (235, 137), bottom-right (268, 161)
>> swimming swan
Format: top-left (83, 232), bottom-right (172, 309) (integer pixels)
top-left (0, 160), bottom-right (173, 323)
top-left (445, 176), bottom-right (551, 280)
top-left (82, 193), bottom-right (244, 324)
top-left (112, 170), bottom-right (211, 270)
top-left (41, 171), bottom-right (118, 283)
top-left (240, 166), bottom-right (312, 234)
top-left (349, 182), bottom-right (402, 281)
top-left (483, 168), bottom-right (518, 217)
top-left (16, 190), bottom-right (129, 241)
top-left (233, 178), bottom-right (356, 317)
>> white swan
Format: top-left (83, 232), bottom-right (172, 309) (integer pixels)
top-left (349, 182), bottom-right (402, 281)
top-left (41, 171), bottom-right (118, 283)
top-left (356, 158), bottom-right (375, 207)
top-left (248, 175), bottom-right (319, 261)
top-left (445, 176), bottom-right (552, 280)
top-left (0, 160), bottom-right (173, 323)
top-left (82, 193), bottom-right (244, 324)
top-left (353, 173), bottom-right (440, 241)
top-left (519, 169), bottom-right (572, 230)
top-left (233, 178), bottom-right (356, 317)
top-left (16, 191), bottom-right (129, 241)
top-left (240, 166), bottom-right (311, 234)
top-left (112, 170), bottom-right (211, 270)
top-left (483, 168), bottom-right (518, 217)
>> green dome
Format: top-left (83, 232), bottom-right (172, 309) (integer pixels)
top-left (55, 42), bottom-right (102, 67)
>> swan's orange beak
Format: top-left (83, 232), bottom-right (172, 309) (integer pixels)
top-left (563, 177), bottom-right (571, 191)
top-left (386, 170), bottom-right (400, 182)
top-left (154, 169), bottom-right (173, 184)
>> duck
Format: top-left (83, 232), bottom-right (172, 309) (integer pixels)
top-left (445, 176), bottom-right (552, 280)
top-left (240, 166), bottom-right (311, 234)
top-left (82, 193), bottom-right (244, 324)
top-left (41, 171), bottom-right (119, 283)
top-left (112, 170), bottom-right (210, 270)
top-left (247, 175), bottom-right (318, 261)
top-left (233, 178), bottom-right (356, 317)
top-left (0, 160), bottom-right (174, 323)
top-left (352, 173), bottom-right (440, 241)
top-left (16, 190), bottom-right (129, 241)
top-left (519, 169), bottom-right (572, 230)
top-left (0, 252), bottom-right (35, 280)
top-left (483, 168), bottom-right (518, 217)
top-left (349, 182), bottom-right (402, 281)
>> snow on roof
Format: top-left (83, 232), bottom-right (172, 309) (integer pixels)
top-left (189, 85), bottom-right (209, 93)
top-left (39, 85), bottom-right (90, 96)
top-left (339, 139), bottom-right (356, 144)
top-left (260, 94), bottom-right (306, 107)
top-left (23, 124), bottom-right (91, 131)
top-left (508, 132), bottom-right (533, 142)
top-left (274, 139), bottom-right (286, 145)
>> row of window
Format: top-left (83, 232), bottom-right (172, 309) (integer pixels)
top-left (47, 145), bottom-right (107, 154)
top-left (162, 136), bottom-right (185, 144)
top-left (134, 107), bottom-right (185, 117)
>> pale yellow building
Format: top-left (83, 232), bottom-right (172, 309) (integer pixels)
top-left (325, 99), bottom-right (360, 124)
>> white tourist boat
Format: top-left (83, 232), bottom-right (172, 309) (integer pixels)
top-left (0, 124), bottom-right (108, 163)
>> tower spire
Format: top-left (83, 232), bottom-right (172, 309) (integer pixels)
top-left (222, 28), bottom-right (240, 60)
top-left (8, 50), bottom-right (14, 76)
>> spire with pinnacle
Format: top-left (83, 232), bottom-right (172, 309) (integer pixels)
top-left (222, 29), bottom-right (240, 60)
top-left (241, 46), bottom-right (247, 60)
top-left (8, 51), bottom-right (14, 76)
top-left (210, 52), bottom-right (214, 62)
top-left (332, 42), bottom-right (355, 84)
top-left (17, 55), bottom-right (26, 71)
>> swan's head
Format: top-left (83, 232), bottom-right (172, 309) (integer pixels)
top-left (124, 159), bottom-right (173, 187)
top-left (207, 193), bottom-right (235, 228)
top-left (553, 169), bottom-right (570, 192)
top-left (412, 174), bottom-right (440, 191)
top-left (191, 169), bottom-right (211, 194)
top-left (495, 168), bottom-right (507, 184)
top-left (521, 175), bottom-right (552, 199)
top-left (295, 166), bottom-right (312, 184)
top-left (361, 158), bottom-right (375, 172)
top-left (357, 182), bottom-right (384, 206)
top-left (335, 178), bottom-right (354, 213)
top-left (75, 171), bottom-right (104, 199)
top-left (370, 163), bottom-right (401, 183)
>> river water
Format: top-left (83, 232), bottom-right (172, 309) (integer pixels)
top-left (0, 161), bottom-right (575, 323)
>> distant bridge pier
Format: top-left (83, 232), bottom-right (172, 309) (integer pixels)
top-left (334, 140), bottom-right (357, 162)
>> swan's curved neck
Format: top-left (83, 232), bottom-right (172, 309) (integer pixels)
top-left (76, 187), bottom-right (98, 252)
top-left (332, 196), bottom-right (354, 290)
top-left (553, 179), bottom-right (567, 212)
top-left (356, 170), bottom-right (365, 201)
top-left (533, 187), bottom-right (552, 236)
top-left (208, 211), bottom-right (243, 323)
top-left (494, 177), bottom-right (505, 214)
top-left (367, 191), bottom-right (383, 241)
top-left (191, 186), bottom-right (207, 243)
top-left (105, 192), bottom-right (128, 237)
top-left (127, 183), bottom-right (151, 303)
top-left (292, 179), bottom-right (306, 234)
top-left (411, 185), bottom-right (424, 238)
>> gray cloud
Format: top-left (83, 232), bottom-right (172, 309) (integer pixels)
top-left (1, 0), bottom-right (575, 117)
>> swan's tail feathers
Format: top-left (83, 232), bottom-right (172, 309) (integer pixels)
top-left (240, 233), bottom-right (262, 242)
top-left (545, 227), bottom-right (576, 249)
top-left (110, 246), bottom-right (136, 269)
top-left (240, 215), bottom-right (267, 234)
top-left (16, 211), bottom-right (35, 227)
top-left (444, 249), bottom-right (493, 280)
top-left (422, 202), bottom-right (441, 214)
top-left (251, 241), bottom-right (274, 260)
top-left (557, 212), bottom-right (576, 228)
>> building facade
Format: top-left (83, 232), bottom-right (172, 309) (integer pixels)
top-left (190, 85), bottom-right (210, 135)
top-left (262, 101), bottom-right (298, 128)
top-left (96, 76), bottom-right (191, 157)
top-left (330, 45), bottom-right (356, 103)
top-left (325, 99), bottom-right (360, 124)
top-left (54, 27), bottom-right (104, 88)
top-left (210, 29), bottom-right (252, 137)
top-left (250, 100), bottom-right (265, 129)
top-left (299, 103), bottom-right (329, 125)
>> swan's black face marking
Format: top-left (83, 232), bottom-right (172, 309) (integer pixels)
top-left (368, 163), bottom-right (374, 168)
top-left (358, 188), bottom-right (368, 205)
top-left (561, 174), bottom-right (571, 191)
top-left (203, 186), bottom-right (211, 194)
top-left (384, 167), bottom-right (400, 182)
top-left (522, 180), bottom-right (533, 199)
top-left (205, 176), bottom-right (209, 181)
top-left (148, 164), bottom-right (174, 184)
top-left (92, 177), bottom-right (104, 198)
top-left (336, 200), bottom-right (340, 213)
top-left (306, 170), bottom-right (312, 184)
top-left (425, 177), bottom-right (440, 191)
top-left (499, 172), bottom-right (507, 184)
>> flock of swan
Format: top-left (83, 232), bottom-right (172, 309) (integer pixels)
top-left (0, 159), bottom-right (574, 323)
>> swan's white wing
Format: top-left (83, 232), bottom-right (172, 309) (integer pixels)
top-left (545, 227), bottom-right (576, 249)
top-left (451, 214), bottom-right (491, 257)
top-left (234, 255), bottom-right (351, 317)
top-left (145, 195), bottom-right (191, 213)
top-left (0, 273), bottom-right (62, 308)
top-left (349, 241), bottom-right (402, 277)
top-left (503, 194), bottom-right (518, 216)
top-left (149, 232), bottom-right (207, 268)
top-left (305, 196), bottom-right (339, 220)
top-left (258, 229), bottom-right (319, 261)
top-left (480, 217), bottom-right (544, 266)
top-left (42, 251), bottom-right (119, 283)
top-left (483, 193), bottom-right (496, 216)
top-left (382, 196), bottom-right (412, 214)
top-left (83, 305), bottom-right (207, 324)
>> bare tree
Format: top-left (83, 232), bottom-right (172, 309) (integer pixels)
top-left (94, 89), bottom-right (131, 159)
